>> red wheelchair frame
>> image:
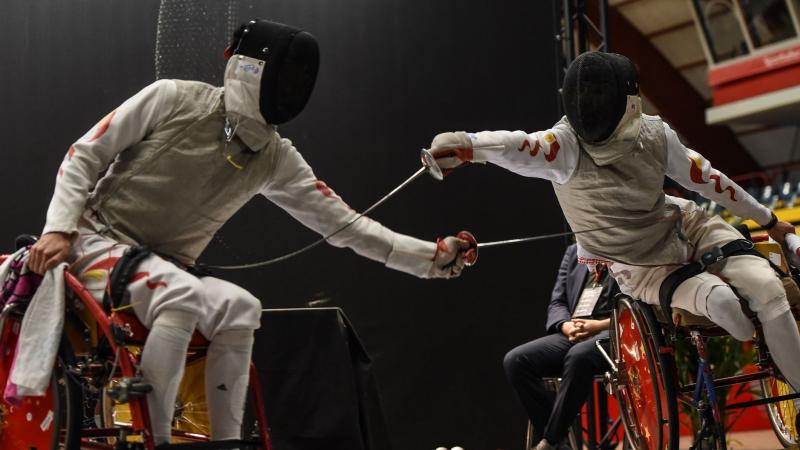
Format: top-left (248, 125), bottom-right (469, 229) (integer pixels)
top-left (0, 254), bottom-right (273, 450)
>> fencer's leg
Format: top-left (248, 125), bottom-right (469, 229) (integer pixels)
top-left (197, 277), bottom-right (263, 441)
top-left (205, 330), bottom-right (255, 440)
top-left (686, 218), bottom-right (800, 402)
top-left (705, 285), bottom-right (755, 342)
top-left (668, 272), bottom-right (753, 340)
top-left (140, 309), bottom-right (200, 445)
top-left (69, 223), bottom-right (209, 444)
top-left (123, 256), bottom-right (207, 445)
top-left (719, 255), bottom-right (800, 391)
top-left (762, 312), bottom-right (800, 392)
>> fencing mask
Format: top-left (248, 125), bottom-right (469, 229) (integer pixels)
top-left (225, 19), bottom-right (320, 125)
top-left (561, 52), bottom-right (639, 144)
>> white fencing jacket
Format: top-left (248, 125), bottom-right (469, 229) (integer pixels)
top-left (459, 106), bottom-right (771, 265)
top-left (44, 60), bottom-right (438, 277)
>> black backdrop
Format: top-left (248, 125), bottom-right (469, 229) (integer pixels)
top-left (0, 1), bottom-right (569, 449)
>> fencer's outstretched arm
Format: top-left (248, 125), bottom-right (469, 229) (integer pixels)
top-left (663, 122), bottom-right (773, 226)
top-left (429, 125), bottom-right (580, 184)
top-left (260, 141), bottom-right (466, 278)
top-left (43, 80), bottom-right (178, 236)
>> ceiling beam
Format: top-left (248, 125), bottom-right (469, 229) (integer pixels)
top-left (585, 3), bottom-right (759, 175)
top-left (675, 58), bottom-right (707, 71)
top-left (645, 19), bottom-right (695, 39)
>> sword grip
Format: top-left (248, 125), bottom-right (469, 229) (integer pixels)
top-left (457, 230), bottom-right (478, 266)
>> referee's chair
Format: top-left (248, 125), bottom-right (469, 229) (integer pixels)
top-left (524, 376), bottom-right (627, 450)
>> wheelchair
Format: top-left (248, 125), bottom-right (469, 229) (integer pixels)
top-left (0, 242), bottom-right (272, 450)
top-left (601, 235), bottom-right (800, 450)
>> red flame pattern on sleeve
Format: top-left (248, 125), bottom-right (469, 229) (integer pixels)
top-left (518, 135), bottom-right (559, 162)
top-left (315, 180), bottom-right (334, 198)
top-left (542, 134), bottom-right (560, 162)
top-left (709, 175), bottom-right (737, 201)
top-left (88, 111), bottom-right (116, 142)
top-left (67, 145), bottom-right (75, 161)
top-left (688, 156), bottom-right (737, 201)
top-left (531, 139), bottom-right (542, 157)
top-left (688, 157), bottom-right (707, 184)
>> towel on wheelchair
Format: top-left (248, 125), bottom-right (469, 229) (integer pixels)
top-left (0, 247), bottom-right (65, 403)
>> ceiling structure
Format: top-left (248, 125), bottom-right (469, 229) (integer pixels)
top-left (607, 0), bottom-right (800, 177)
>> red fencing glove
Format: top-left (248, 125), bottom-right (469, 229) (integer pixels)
top-left (429, 132), bottom-right (474, 176)
top-left (429, 235), bottom-right (471, 278)
top-left (456, 230), bottom-right (478, 266)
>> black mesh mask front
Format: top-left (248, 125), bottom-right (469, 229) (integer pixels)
top-left (561, 52), bottom-right (639, 144)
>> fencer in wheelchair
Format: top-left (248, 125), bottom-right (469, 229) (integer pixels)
top-left (0, 19), bottom-right (470, 450)
top-left (602, 210), bottom-right (800, 450)
top-left (424, 51), bottom-right (800, 450)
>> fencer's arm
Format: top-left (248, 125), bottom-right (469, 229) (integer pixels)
top-left (260, 140), bottom-right (440, 278)
top-left (663, 122), bottom-right (772, 226)
top-left (430, 125), bottom-right (580, 184)
top-left (43, 80), bottom-right (178, 236)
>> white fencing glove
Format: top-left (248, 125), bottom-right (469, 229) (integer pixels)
top-left (429, 132), bottom-right (474, 176)
top-left (428, 235), bottom-right (471, 278)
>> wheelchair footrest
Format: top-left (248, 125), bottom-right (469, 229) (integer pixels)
top-left (156, 439), bottom-right (262, 449)
top-left (106, 377), bottom-right (153, 403)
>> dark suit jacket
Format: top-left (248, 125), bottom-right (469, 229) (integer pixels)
top-left (544, 244), bottom-right (620, 335)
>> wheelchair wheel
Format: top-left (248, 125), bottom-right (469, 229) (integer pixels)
top-left (173, 356), bottom-right (211, 437)
top-left (611, 297), bottom-right (679, 450)
top-left (0, 315), bottom-right (81, 449)
top-left (760, 375), bottom-right (798, 447)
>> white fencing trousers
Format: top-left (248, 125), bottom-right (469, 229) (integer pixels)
top-left (610, 208), bottom-right (791, 324)
top-left (68, 219), bottom-right (263, 443)
top-left (141, 309), bottom-right (199, 444)
top-left (69, 224), bottom-right (263, 338)
top-left (762, 311), bottom-right (800, 393)
top-left (704, 285), bottom-right (755, 342)
top-left (206, 329), bottom-right (255, 440)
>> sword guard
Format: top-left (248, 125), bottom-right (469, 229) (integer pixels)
top-left (457, 230), bottom-right (478, 266)
top-left (420, 148), bottom-right (444, 181)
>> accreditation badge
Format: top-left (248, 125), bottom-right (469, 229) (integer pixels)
top-left (572, 286), bottom-right (603, 318)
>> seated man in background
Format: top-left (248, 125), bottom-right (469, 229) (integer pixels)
top-left (503, 243), bottom-right (619, 450)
